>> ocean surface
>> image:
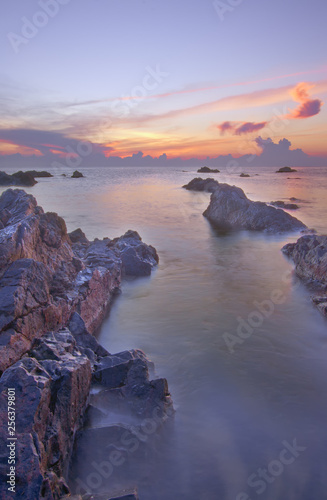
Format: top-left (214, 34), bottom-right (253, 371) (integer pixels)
top-left (2, 164), bottom-right (327, 500)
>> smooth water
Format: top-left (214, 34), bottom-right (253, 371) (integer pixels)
top-left (3, 165), bottom-right (327, 499)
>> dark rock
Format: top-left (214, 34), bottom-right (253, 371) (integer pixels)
top-left (0, 332), bottom-right (91, 499)
top-left (276, 166), bottom-right (297, 173)
top-left (112, 230), bottom-right (159, 277)
top-left (270, 200), bottom-right (299, 210)
top-left (69, 228), bottom-right (89, 244)
top-left (282, 235), bottom-right (327, 316)
top-left (197, 166), bottom-right (220, 173)
top-left (0, 170), bottom-right (37, 186)
top-left (240, 173), bottom-right (250, 177)
top-left (71, 170), bottom-right (84, 178)
top-left (25, 170), bottom-right (53, 178)
top-left (109, 492), bottom-right (139, 500)
top-left (202, 182), bottom-right (306, 233)
top-left (183, 177), bottom-right (219, 193)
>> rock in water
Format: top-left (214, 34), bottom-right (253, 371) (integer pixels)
top-left (0, 189), bottom-right (159, 373)
top-left (270, 200), bottom-right (299, 210)
top-left (276, 166), bottom-right (297, 173)
top-left (25, 170), bottom-right (53, 178)
top-left (71, 170), bottom-right (84, 178)
top-left (202, 182), bottom-right (306, 233)
top-left (197, 166), bottom-right (220, 173)
top-left (182, 177), bottom-right (219, 193)
top-left (0, 170), bottom-right (37, 186)
top-left (282, 235), bottom-right (327, 316)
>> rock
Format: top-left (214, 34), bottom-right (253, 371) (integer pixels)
top-left (276, 166), bottom-right (297, 173)
top-left (183, 177), bottom-right (219, 193)
top-left (112, 230), bottom-right (159, 277)
top-left (202, 182), bottom-right (306, 233)
top-left (270, 200), bottom-right (299, 210)
top-left (0, 189), bottom-right (158, 372)
top-left (240, 173), bottom-right (250, 177)
top-left (0, 331), bottom-right (92, 499)
top-left (71, 170), bottom-right (84, 178)
top-left (25, 170), bottom-right (53, 178)
top-left (109, 492), bottom-right (139, 500)
top-left (0, 170), bottom-right (37, 186)
top-left (197, 166), bottom-right (220, 173)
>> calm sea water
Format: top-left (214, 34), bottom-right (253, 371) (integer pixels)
top-left (2, 165), bottom-right (327, 500)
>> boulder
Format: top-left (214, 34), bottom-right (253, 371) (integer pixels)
top-left (25, 170), bottom-right (53, 178)
top-left (0, 170), bottom-right (37, 187)
top-left (112, 230), bottom-right (159, 276)
top-left (202, 182), bottom-right (306, 233)
top-left (183, 177), bottom-right (219, 193)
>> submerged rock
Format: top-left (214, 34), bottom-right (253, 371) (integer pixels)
top-left (0, 170), bottom-right (37, 186)
top-left (276, 166), bottom-right (297, 173)
top-left (197, 166), bottom-right (220, 173)
top-left (202, 182), bottom-right (306, 233)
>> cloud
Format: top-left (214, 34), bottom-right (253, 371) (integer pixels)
top-left (217, 121), bottom-right (267, 136)
top-left (287, 82), bottom-right (323, 119)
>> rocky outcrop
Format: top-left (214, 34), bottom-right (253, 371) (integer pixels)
top-left (0, 189), bottom-right (158, 373)
top-left (183, 177), bottom-right (219, 193)
top-left (0, 189), bottom-right (171, 499)
top-left (26, 171), bottom-right (53, 178)
top-left (276, 166), bottom-right (297, 173)
top-left (240, 173), bottom-right (250, 177)
top-left (202, 182), bottom-right (306, 233)
top-left (0, 171), bottom-right (37, 186)
top-left (282, 235), bottom-right (327, 316)
top-left (270, 200), bottom-right (299, 210)
top-left (197, 166), bottom-right (220, 173)
top-left (71, 171), bottom-right (84, 178)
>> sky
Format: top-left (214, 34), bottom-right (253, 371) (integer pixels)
top-left (0, 0), bottom-right (327, 165)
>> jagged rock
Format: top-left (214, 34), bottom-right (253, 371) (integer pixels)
top-left (25, 170), bottom-right (53, 178)
top-left (183, 177), bottom-right (219, 193)
top-left (270, 200), bottom-right (299, 210)
top-left (71, 171), bottom-right (84, 178)
top-left (202, 182), bottom-right (306, 233)
top-left (197, 166), bottom-right (220, 173)
top-left (0, 170), bottom-right (37, 187)
top-left (112, 230), bottom-right (159, 277)
top-left (0, 331), bottom-right (91, 499)
top-left (0, 190), bottom-right (158, 372)
top-left (282, 235), bottom-right (327, 316)
top-left (276, 166), bottom-right (297, 173)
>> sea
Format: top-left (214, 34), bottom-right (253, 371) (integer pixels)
top-left (2, 164), bottom-right (327, 500)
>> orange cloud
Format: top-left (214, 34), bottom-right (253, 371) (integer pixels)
top-left (287, 82), bottom-right (323, 119)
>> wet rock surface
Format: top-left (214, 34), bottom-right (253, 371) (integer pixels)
top-left (282, 234), bottom-right (327, 316)
top-left (183, 178), bottom-right (306, 233)
top-left (0, 189), bottom-right (170, 499)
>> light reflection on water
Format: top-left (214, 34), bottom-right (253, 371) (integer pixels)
top-left (2, 165), bottom-right (327, 499)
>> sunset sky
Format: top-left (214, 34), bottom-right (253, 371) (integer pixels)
top-left (1, 0), bottom-right (326, 161)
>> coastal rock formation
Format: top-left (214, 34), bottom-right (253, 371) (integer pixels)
top-left (0, 189), bottom-right (158, 373)
top-left (240, 173), bottom-right (250, 177)
top-left (26, 170), bottom-right (53, 178)
top-left (276, 166), bottom-right (297, 173)
top-left (0, 189), bottom-right (171, 499)
top-left (270, 200), bottom-right (299, 210)
top-left (183, 178), bottom-right (306, 233)
top-left (197, 166), bottom-right (220, 173)
top-left (71, 171), bottom-right (84, 178)
top-left (282, 235), bottom-right (327, 316)
top-left (0, 170), bottom-right (37, 187)
top-left (183, 177), bottom-right (219, 193)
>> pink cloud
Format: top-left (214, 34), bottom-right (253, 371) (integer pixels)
top-left (287, 82), bottom-right (323, 119)
top-left (217, 121), bottom-right (267, 136)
